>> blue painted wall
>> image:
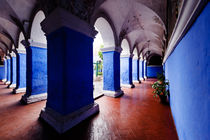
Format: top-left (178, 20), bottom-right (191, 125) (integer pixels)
top-left (26, 46), bottom-right (47, 95)
top-left (17, 53), bottom-right (26, 88)
top-left (11, 57), bottom-right (17, 85)
top-left (4, 60), bottom-right (7, 81)
top-left (141, 60), bottom-right (144, 79)
top-left (47, 27), bottom-right (94, 115)
top-left (0, 66), bottom-right (4, 80)
top-left (103, 51), bottom-right (121, 91)
top-left (143, 60), bottom-right (147, 78)
top-left (7, 59), bottom-right (11, 82)
top-left (165, 3), bottom-right (210, 140)
top-left (120, 57), bottom-right (132, 84)
top-left (132, 59), bottom-right (139, 81)
top-left (147, 66), bottom-right (163, 78)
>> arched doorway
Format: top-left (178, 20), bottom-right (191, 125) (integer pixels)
top-left (94, 17), bottom-right (123, 97)
top-left (21, 10), bottom-right (47, 104)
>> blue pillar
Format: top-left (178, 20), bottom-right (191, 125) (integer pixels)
top-left (144, 60), bottom-right (147, 79)
top-left (9, 53), bottom-right (17, 88)
top-left (39, 8), bottom-right (99, 134)
top-left (139, 59), bottom-right (144, 81)
top-left (14, 51), bottom-right (26, 94)
top-left (0, 65), bottom-right (5, 80)
top-left (101, 48), bottom-right (124, 97)
top-left (120, 56), bottom-right (135, 88)
top-left (5, 56), bottom-right (11, 85)
top-left (2, 58), bottom-right (7, 82)
top-left (21, 43), bottom-right (47, 104)
top-left (132, 58), bottom-right (140, 83)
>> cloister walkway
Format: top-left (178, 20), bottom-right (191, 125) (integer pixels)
top-left (0, 79), bottom-right (178, 140)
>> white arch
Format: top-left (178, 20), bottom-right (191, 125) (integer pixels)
top-left (18, 32), bottom-right (26, 51)
top-left (94, 17), bottom-right (115, 48)
top-left (30, 11), bottom-right (46, 44)
top-left (10, 45), bottom-right (16, 57)
top-left (133, 47), bottom-right (138, 59)
top-left (121, 39), bottom-right (130, 56)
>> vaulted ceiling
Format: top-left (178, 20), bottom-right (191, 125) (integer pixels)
top-left (0, 0), bottom-right (168, 60)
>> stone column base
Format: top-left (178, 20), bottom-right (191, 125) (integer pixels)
top-left (40, 103), bottom-right (99, 134)
top-left (140, 78), bottom-right (145, 81)
top-left (133, 80), bottom-right (141, 84)
top-left (5, 81), bottom-right (11, 85)
top-left (21, 93), bottom-right (47, 104)
top-left (2, 79), bottom-right (6, 82)
top-left (103, 89), bottom-right (124, 98)
top-left (144, 76), bottom-right (147, 79)
top-left (9, 84), bottom-right (16, 88)
top-left (13, 88), bottom-right (26, 94)
top-left (121, 84), bottom-right (135, 88)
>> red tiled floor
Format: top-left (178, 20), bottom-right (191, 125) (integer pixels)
top-left (0, 79), bottom-right (178, 140)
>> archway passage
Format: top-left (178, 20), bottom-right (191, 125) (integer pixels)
top-left (13, 32), bottom-right (27, 94)
top-left (120, 39), bottom-right (135, 88)
top-left (21, 10), bottom-right (47, 104)
top-left (147, 55), bottom-right (163, 78)
top-left (93, 28), bottom-right (104, 99)
top-left (148, 55), bottom-right (162, 66)
top-left (94, 17), bottom-right (123, 98)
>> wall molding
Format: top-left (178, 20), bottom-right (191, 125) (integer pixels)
top-left (163, 0), bottom-right (208, 63)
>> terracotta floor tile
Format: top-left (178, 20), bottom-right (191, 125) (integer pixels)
top-left (0, 79), bottom-right (178, 140)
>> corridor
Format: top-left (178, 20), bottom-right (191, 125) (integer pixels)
top-left (0, 79), bottom-right (178, 140)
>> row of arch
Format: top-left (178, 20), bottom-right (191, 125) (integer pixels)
top-left (0, 1), bottom-right (166, 63)
top-left (0, 2), bottom-right (164, 133)
top-left (1, 9), bottom-right (163, 97)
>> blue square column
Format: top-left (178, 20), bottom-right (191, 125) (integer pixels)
top-left (0, 65), bottom-right (5, 80)
top-left (21, 42), bottom-right (47, 104)
top-left (132, 58), bottom-right (141, 83)
top-left (120, 56), bottom-right (135, 88)
top-left (14, 50), bottom-right (26, 94)
top-left (9, 52), bottom-right (17, 88)
top-left (2, 58), bottom-right (7, 82)
top-left (5, 56), bottom-right (11, 85)
top-left (101, 47), bottom-right (124, 97)
top-left (39, 8), bottom-right (99, 134)
top-left (144, 60), bottom-right (147, 79)
top-left (139, 59), bottom-right (144, 81)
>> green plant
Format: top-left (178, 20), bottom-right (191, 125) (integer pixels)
top-left (152, 72), bottom-right (169, 103)
top-left (98, 45), bottom-right (104, 60)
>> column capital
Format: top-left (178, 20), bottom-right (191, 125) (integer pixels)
top-left (28, 39), bottom-right (47, 49)
top-left (101, 46), bottom-right (122, 53)
top-left (133, 56), bottom-right (139, 60)
top-left (10, 52), bottom-right (16, 57)
top-left (6, 56), bottom-right (10, 59)
top-left (120, 54), bottom-right (134, 58)
top-left (41, 7), bottom-right (97, 38)
top-left (17, 49), bottom-right (26, 54)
